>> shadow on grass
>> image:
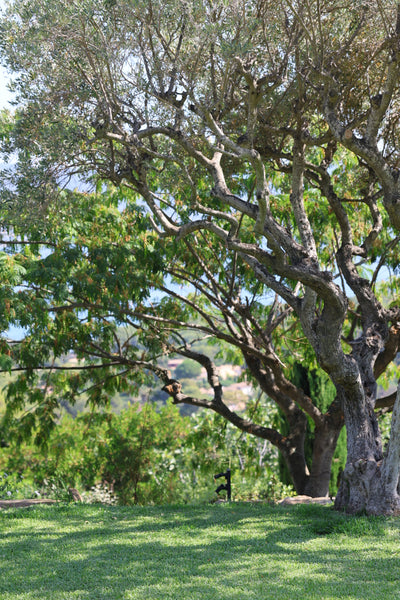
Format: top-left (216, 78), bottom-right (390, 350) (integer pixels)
top-left (0, 503), bottom-right (399, 600)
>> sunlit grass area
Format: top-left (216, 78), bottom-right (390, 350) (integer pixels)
top-left (1, 502), bottom-right (399, 600)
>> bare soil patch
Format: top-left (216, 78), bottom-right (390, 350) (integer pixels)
top-left (278, 495), bottom-right (334, 506)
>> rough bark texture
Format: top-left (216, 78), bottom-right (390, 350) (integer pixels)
top-left (335, 383), bottom-right (400, 515)
top-left (334, 379), bottom-right (400, 515)
top-left (304, 420), bottom-right (343, 498)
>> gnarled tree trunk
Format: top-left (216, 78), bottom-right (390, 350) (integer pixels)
top-left (336, 383), bottom-right (400, 515)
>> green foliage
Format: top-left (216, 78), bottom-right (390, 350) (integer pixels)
top-left (0, 470), bottom-right (38, 500)
top-left (183, 403), bottom-right (293, 503)
top-left (0, 471), bottom-right (21, 499)
top-left (0, 185), bottom-right (169, 441)
top-left (0, 400), bottom-right (289, 505)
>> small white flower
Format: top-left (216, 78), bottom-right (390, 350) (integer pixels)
top-left (7, 491), bottom-right (11, 496)
top-left (34, 490), bottom-right (40, 497)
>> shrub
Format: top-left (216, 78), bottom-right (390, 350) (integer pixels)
top-left (0, 400), bottom-right (291, 505)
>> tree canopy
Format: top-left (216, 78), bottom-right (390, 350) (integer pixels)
top-left (1, 0), bottom-right (400, 513)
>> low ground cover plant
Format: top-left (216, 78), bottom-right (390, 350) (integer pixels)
top-left (0, 502), bottom-right (399, 600)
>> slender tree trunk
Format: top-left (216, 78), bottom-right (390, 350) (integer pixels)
top-left (304, 418), bottom-right (343, 497)
top-left (278, 409), bottom-right (344, 497)
top-left (279, 430), bottom-right (310, 495)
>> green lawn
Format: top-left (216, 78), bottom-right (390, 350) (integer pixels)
top-left (0, 502), bottom-right (399, 599)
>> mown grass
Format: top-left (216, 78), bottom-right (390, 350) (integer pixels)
top-left (1, 501), bottom-right (400, 600)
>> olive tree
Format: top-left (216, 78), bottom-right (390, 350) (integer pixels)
top-left (1, 0), bottom-right (400, 513)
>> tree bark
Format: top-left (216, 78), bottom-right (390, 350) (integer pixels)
top-left (278, 422), bottom-right (310, 495)
top-left (334, 383), bottom-right (400, 515)
top-left (369, 382), bottom-right (400, 515)
top-left (304, 418), bottom-right (343, 497)
top-left (242, 352), bottom-right (336, 496)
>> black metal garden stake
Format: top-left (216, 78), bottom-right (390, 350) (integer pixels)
top-left (214, 468), bottom-right (231, 501)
